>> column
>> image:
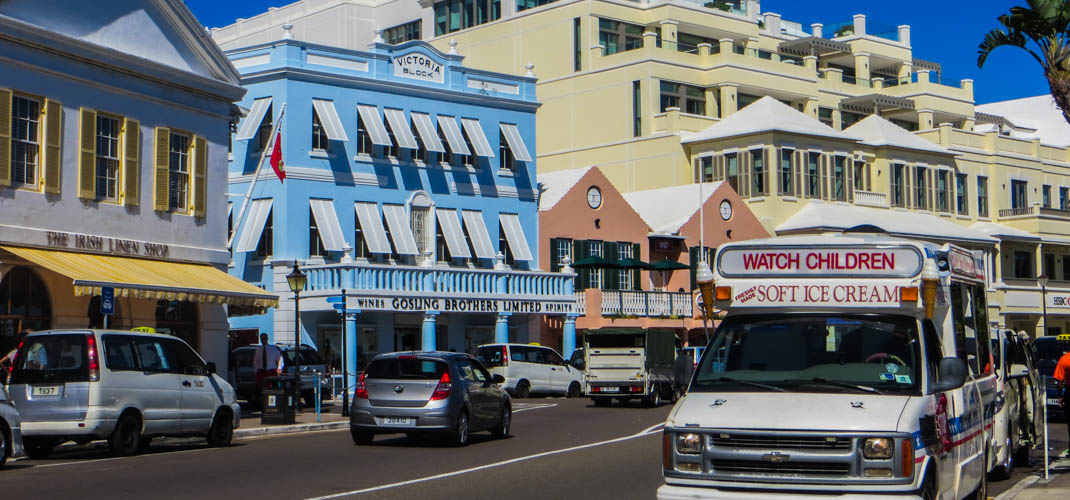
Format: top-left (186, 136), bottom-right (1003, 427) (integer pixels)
top-left (659, 20), bottom-right (678, 51)
top-left (704, 86), bottom-right (719, 118)
top-left (345, 311), bottom-right (359, 392)
top-left (495, 312), bottom-right (511, 343)
top-left (719, 84), bottom-right (738, 118)
top-left (422, 311), bottom-right (439, 351)
top-left (918, 109), bottom-right (935, 130)
top-left (897, 25), bottom-right (911, 46)
top-left (853, 14), bottom-right (867, 36)
top-left (718, 38), bottom-right (734, 56)
top-left (854, 52), bottom-right (870, 83)
top-left (562, 314), bottom-right (579, 360)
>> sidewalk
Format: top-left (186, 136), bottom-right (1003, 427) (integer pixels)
top-left (1004, 454), bottom-right (1070, 499)
top-left (235, 400), bottom-right (349, 439)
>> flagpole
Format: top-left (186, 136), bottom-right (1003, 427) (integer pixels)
top-left (229, 102), bottom-right (287, 249)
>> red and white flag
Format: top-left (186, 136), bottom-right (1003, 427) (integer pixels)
top-left (269, 131), bottom-right (285, 182)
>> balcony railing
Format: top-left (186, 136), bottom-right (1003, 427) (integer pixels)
top-left (574, 291), bottom-right (587, 315)
top-left (853, 190), bottom-right (889, 208)
top-left (302, 263), bottom-right (576, 302)
top-left (601, 290), bottom-right (693, 318)
top-left (999, 206), bottom-right (1035, 218)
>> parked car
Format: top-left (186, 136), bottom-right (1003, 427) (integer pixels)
top-left (7, 329), bottom-right (240, 459)
top-left (475, 343), bottom-right (583, 398)
top-left (988, 328), bottom-right (1042, 478)
top-left (0, 383), bottom-right (26, 468)
top-left (1033, 334), bottom-right (1070, 419)
top-left (349, 352), bottom-right (510, 446)
top-left (229, 344), bottom-right (329, 407)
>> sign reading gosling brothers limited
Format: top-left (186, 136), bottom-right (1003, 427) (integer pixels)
top-left (393, 52), bottom-right (444, 83)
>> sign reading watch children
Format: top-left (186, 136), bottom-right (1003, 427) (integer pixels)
top-left (393, 52), bottom-right (444, 83)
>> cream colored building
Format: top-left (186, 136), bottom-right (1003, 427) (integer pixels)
top-left (212, 0), bottom-right (1070, 337)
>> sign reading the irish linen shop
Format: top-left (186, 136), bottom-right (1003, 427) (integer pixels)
top-left (45, 231), bottom-right (171, 258)
top-left (392, 52), bottom-right (444, 83)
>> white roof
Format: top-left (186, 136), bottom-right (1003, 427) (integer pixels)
top-left (844, 115), bottom-right (956, 156)
top-left (536, 167), bottom-right (592, 212)
top-left (682, 96), bottom-right (858, 144)
top-left (976, 95), bottom-right (1070, 148)
top-left (622, 182), bottom-right (722, 234)
top-left (776, 202), bottom-right (996, 244)
top-left (969, 221), bottom-right (1040, 241)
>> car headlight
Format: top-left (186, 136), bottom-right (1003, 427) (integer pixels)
top-left (676, 433), bottom-right (702, 454)
top-left (863, 437), bottom-right (894, 459)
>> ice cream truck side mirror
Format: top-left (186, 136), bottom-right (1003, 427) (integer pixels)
top-left (932, 357), bottom-right (967, 392)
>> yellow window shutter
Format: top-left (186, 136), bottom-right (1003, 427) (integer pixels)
top-left (0, 88), bottom-right (11, 187)
top-left (154, 127), bottom-right (170, 211)
top-left (78, 108), bottom-right (97, 199)
top-left (193, 136), bottom-right (207, 218)
top-left (43, 99), bottom-right (63, 195)
top-left (123, 118), bottom-right (139, 206)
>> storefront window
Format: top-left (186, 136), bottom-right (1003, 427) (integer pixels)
top-left (155, 300), bottom-right (198, 350)
top-left (0, 266), bottom-right (52, 356)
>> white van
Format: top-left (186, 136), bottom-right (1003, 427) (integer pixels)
top-left (7, 329), bottom-right (241, 459)
top-left (475, 343), bottom-right (583, 398)
top-left (659, 235), bottom-right (996, 499)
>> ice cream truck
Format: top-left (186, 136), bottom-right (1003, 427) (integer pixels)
top-left (659, 234), bottom-right (996, 500)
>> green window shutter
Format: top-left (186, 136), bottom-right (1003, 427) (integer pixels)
top-left (689, 246), bottom-right (700, 291)
top-left (573, 239), bottom-right (588, 290)
top-left (549, 238), bottom-right (561, 273)
top-left (632, 243), bottom-right (641, 290)
top-left (603, 241), bottom-right (619, 290)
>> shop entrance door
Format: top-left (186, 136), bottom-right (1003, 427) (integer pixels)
top-left (395, 328), bottom-right (419, 352)
top-left (317, 326), bottom-right (342, 372)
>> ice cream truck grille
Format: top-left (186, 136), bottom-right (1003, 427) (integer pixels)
top-left (711, 434), bottom-right (851, 451)
top-left (711, 459), bottom-right (849, 476)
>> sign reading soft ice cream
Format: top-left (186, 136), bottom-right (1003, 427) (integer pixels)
top-left (718, 247), bottom-right (923, 277)
top-left (729, 280), bottom-right (905, 307)
top-left (393, 52), bottom-right (444, 83)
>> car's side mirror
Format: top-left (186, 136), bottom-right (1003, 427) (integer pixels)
top-left (492, 374), bottom-right (505, 384)
top-left (932, 357), bottom-right (967, 392)
top-left (206, 362), bottom-right (217, 375)
top-left (1007, 363), bottom-right (1030, 379)
top-left (572, 360), bottom-right (585, 370)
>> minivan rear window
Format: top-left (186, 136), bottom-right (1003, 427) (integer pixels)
top-left (476, 346), bottom-right (505, 367)
top-left (9, 334), bottom-right (89, 384)
top-left (365, 358), bottom-right (448, 380)
top-left (284, 348), bottom-right (324, 365)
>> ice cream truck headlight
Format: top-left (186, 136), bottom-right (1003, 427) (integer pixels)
top-left (862, 437), bottom-right (894, 459)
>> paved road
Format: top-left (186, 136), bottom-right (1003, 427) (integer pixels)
top-left (990, 417), bottom-right (1069, 497)
top-left (2, 399), bottom-right (670, 500)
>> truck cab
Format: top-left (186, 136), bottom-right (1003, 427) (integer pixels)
top-left (659, 235), bottom-right (996, 500)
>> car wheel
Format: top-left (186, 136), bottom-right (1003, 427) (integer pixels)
top-left (492, 405), bottom-right (511, 439)
top-left (645, 384), bottom-right (662, 408)
top-left (567, 382), bottom-right (581, 398)
top-left (0, 425), bottom-right (8, 468)
top-left (206, 412), bottom-right (234, 448)
top-left (351, 430), bottom-right (373, 445)
top-left (454, 411), bottom-right (470, 447)
top-left (593, 397), bottom-right (611, 407)
top-left (110, 413), bottom-right (142, 457)
top-left (514, 381), bottom-right (530, 399)
top-left (918, 475), bottom-right (937, 500)
top-left (22, 438), bottom-right (55, 460)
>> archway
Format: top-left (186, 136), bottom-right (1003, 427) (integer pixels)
top-left (0, 266), bottom-right (53, 355)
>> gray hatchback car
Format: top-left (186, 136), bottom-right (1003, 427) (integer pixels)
top-left (349, 352), bottom-right (511, 446)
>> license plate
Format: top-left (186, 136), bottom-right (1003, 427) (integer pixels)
top-left (32, 385), bottom-right (61, 397)
top-left (382, 417), bottom-right (413, 426)
top-left (1048, 398), bottom-right (1062, 406)
top-left (599, 387), bottom-right (619, 393)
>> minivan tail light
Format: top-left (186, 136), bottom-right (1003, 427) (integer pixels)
top-left (355, 372), bottom-right (368, 399)
top-left (430, 371), bottom-right (452, 400)
top-left (501, 346), bottom-right (508, 366)
top-left (86, 334), bottom-right (100, 382)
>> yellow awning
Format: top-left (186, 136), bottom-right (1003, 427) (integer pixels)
top-left (2, 246), bottom-right (278, 309)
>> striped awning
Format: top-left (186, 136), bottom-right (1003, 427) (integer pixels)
top-left (384, 108), bottom-right (418, 149)
top-left (461, 210), bottom-right (496, 259)
top-left (435, 208), bottom-right (471, 259)
top-left (499, 123), bottom-right (532, 162)
top-left (357, 104), bottom-right (392, 146)
top-left (411, 112), bottom-right (445, 153)
top-left (382, 204), bottom-right (419, 256)
top-left (234, 198), bottom-right (272, 253)
top-left (461, 118), bottom-right (495, 157)
top-left (498, 213), bottom-right (534, 261)
top-left (354, 202), bottom-right (392, 254)
top-left (437, 116), bottom-right (471, 155)
top-left (309, 199), bottom-right (346, 251)
top-left (235, 97), bottom-right (272, 141)
top-left (312, 99), bottom-right (348, 141)
top-left (2, 246), bottom-right (277, 308)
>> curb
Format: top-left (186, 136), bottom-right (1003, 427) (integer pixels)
top-left (234, 420), bottom-right (348, 439)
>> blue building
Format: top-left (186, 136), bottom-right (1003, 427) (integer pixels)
top-left (226, 31), bottom-right (576, 384)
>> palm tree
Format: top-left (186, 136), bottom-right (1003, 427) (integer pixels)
top-left (978, 0), bottom-right (1070, 125)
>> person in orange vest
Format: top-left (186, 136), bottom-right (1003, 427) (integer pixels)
top-left (1055, 347), bottom-right (1070, 456)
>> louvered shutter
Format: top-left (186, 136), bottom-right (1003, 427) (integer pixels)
top-left (927, 169), bottom-right (934, 210)
top-left (43, 99), bottom-right (62, 194)
top-left (0, 89), bottom-right (10, 187)
top-left (905, 166), bottom-right (912, 208)
top-left (846, 159), bottom-right (854, 203)
top-left (693, 158), bottom-right (700, 183)
top-left (821, 156), bottom-right (829, 200)
top-left (78, 108), bottom-right (96, 199)
top-left (550, 238), bottom-right (562, 273)
top-left (193, 136), bottom-right (207, 217)
top-left (122, 118), bottom-right (139, 205)
top-left (763, 148), bottom-right (771, 196)
top-left (153, 127), bottom-right (170, 211)
top-left (739, 154), bottom-right (749, 198)
top-left (573, 240), bottom-right (588, 290)
top-left (689, 246), bottom-right (700, 291)
top-left (632, 243), bottom-right (641, 290)
top-left (794, 151), bottom-right (803, 197)
top-left (716, 155), bottom-right (725, 182)
top-left (603, 241), bottom-right (619, 290)
top-left (865, 164), bottom-right (872, 191)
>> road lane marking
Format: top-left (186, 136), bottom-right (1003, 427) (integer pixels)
top-left (304, 422), bottom-right (666, 499)
top-left (512, 403), bottom-right (557, 413)
top-left (30, 446), bottom-right (216, 468)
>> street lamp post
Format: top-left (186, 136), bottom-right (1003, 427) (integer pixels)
top-left (287, 261), bottom-right (307, 413)
top-left (696, 261), bottom-right (715, 344)
top-left (1039, 273), bottom-right (1049, 338)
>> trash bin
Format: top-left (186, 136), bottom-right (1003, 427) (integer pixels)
top-left (261, 376), bottom-right (297, 425)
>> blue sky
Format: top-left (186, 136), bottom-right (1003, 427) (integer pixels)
top-left (187, 0), bottom-right (1045, 104)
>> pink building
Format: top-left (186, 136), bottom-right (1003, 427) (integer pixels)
top-left (537, 167), bottom-right (768, 355)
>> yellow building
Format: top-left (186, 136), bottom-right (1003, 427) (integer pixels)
top-left (416, 0), bottom-right (1070, 337)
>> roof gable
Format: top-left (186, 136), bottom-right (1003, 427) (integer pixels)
top-left (777, 202), bottom-right (994, 244)
top-left (0, 0), bottom-right (239, 85)
top-left (537, 167), bottom-right (593, 211)
top-left (844, 115), bottom-right (956, 156)
top-left (682, 96), bottom-right (858, 144)
top-left (623, 182), bottom-right (723, 234)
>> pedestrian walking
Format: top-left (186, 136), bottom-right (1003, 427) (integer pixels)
top-left (253, 333), bottom-right (285, 406)
top-left (0, 329), bottom-right (33, 383)
top-left (1055, 347), bottom-right (1070, 456)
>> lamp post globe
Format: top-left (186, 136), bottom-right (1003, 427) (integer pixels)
top-left (287, 262), bottom-right (307, 412)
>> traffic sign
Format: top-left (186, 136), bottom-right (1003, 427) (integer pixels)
top-left (326, 296), bottom-right (346, 304)
top-left (101, 287), bottom-right (115, 315)
top-left (335, 308), bottom-right (361, 315)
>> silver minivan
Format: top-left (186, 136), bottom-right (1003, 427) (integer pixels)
top-left (0, 383), bottom-right (26, 467)
top-left (7, 329), bottom-right (241, 459)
